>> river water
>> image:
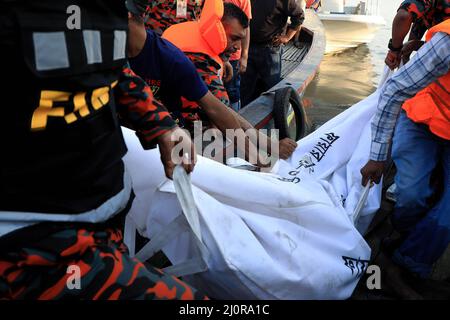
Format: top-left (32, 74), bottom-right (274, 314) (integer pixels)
top-left (303, 0), bottom-right (404, 127)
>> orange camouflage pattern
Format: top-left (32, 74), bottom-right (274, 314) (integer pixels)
top-left (181, 52), bottom-right (230, 131)
top-left (0, 226), bottom-right (208, 300)
top-left (399, 0), bottom-right (450, 38)
top-left (145, 0), bottom-right (205, 35)
top-left (116, 66), bottom-right (177, 148)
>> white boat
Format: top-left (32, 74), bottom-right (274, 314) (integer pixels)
top-left (312, 0), bottom-right (386, 53)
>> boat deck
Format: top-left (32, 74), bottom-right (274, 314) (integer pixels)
top-left (281, 42), bottom-right (311, 79)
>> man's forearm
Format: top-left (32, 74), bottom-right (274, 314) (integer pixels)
top-left (285, 25), bottom-right (301, 41)
top-left (392, 9), bottom-right (413, 48)
top-left (198, 91), bottom-right (242, 132)
top-left (242, 27), bottom-right (250, 59)
top-left (234, 112), bottom-right (276, 154)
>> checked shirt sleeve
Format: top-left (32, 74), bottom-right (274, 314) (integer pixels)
top-left (370, 32), bottom-right (450, 161)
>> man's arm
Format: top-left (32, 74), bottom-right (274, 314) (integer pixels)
top-left (361, 32), bottom-right (450, 186)
top-left (197, 91), bottom-right (265, 165)
top-left (273, 0), bottom-right (305, 46)
top-left (199, 92), bottom-right (297, 161)
top-left (391, 9), bottom-right (415, 49)
top-left (115, 66), bottom-right (177, 148)
top-left (386, 0), bottom-right (432, 69)
top-left (240, 27), bottom-right (250, 74)
top-left (198, 91), bottom-right (243, 132)
top-left (287, 0), bottom-right (305, 32)
top-left (115, 66), bottom-right (196, 177)
top-left (239, 0), bottom-right (252, 74)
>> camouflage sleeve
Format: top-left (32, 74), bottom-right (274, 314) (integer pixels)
top-left (398, 0), bottom-right (431, 21)
top-left (182, 53), bottom-right (230, 126)
top-left (115, 65), bottom-right (177, 149)
top-left (185, 53), bottom-right (230, 104)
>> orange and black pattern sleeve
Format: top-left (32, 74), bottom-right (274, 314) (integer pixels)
top-left (115, 66), bottom-right (177, 149)
top-left (181, 53), bottom-right (230, 130)
top-left (145, 0), bottom-right (204, 35)
top-left (399, 0), bottom-right (450, 39)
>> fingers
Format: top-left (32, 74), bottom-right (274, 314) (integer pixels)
top-left (385, 59), bottom-right (397, 70)
top-left (278, 139), bottom-right (297, 159)
top-left (360, 160), bottom-right (385, 186)
top-left (286, 139), bottom-right (298, 148)
top-left (279, 147), bottom-right (295, 159)
top-left (385, 51), bottom-right (401, 70)
top-left (223, 62), bottom-right (234, 83)
top-left (162, 157), bottom-right (175, 180)
top-left (157, 127), bottom-right (197, 178)
top-left (182, 143), bottom-right (197, 174)
top-left (361, 173), bottom-right (369, 187)
top-left (272, 36), bottom-right (281, 47)
top-left (372, 172), bottom-right (382, 185)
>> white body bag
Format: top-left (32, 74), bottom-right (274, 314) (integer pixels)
top-left (122, 67), bottom-right (392, 299)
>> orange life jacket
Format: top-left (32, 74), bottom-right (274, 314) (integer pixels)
top-left (162, 0), bottom-right (227, 71)
top-left (402, 19), bottom-right (450, 140)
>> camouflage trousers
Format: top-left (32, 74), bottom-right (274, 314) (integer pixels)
top-left (0, 225), bottom-right (207, 300)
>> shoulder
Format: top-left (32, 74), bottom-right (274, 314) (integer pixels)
top-left (150, 31), bottom-right (194, 66)
top-left (429, 31), bottom-right (450, 56)
top-left (185, 52), bottom-right (222, 71)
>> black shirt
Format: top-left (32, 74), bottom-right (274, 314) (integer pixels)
top-left (250, 0), bottom-right (305, 45)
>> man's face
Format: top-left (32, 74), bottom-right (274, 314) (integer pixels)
top-left (221, 18), bottom-right (246, 59)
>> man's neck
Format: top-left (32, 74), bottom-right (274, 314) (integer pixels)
top-left (128, 23), bottom-right (147, 58)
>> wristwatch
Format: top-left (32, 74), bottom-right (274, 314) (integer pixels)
top-left (388, 39), bottom-right (402, 52)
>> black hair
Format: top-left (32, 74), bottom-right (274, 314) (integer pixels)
top-left (222, 3), bottom-right (249, 29)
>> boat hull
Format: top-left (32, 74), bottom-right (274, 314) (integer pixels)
top-left (318, 14), bottom-right (385, 53)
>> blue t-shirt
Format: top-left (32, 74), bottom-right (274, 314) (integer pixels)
top-left (129, 30), bottom-right (208, 125)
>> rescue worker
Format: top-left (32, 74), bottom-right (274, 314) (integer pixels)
top-left (240, 0), bottom-right (305, 106)
top-left (128, 9), bottom-right (269, 165)
top-left (145, 0), bottom-right (204, 36)
top-left (144, 0), bottom-right (234, 84)
top-left (385, 0), bottom-right (450, 70)
top-left (223, 0), bottom-right (252, 111)
top-left (162, 0), bottom-right (298, 160)
top-left (0, 0), bottom-right (205, 300)
top-left (128, 11), bottom-right (243, 135)
top-left (361, 20), bottom-right (450, 279)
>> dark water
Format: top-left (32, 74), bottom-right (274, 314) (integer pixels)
top-left (303, 0), bottom-right (403, 127)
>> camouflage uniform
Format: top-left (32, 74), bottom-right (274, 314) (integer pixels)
top-left (145, 0), bottom-right (204, 35)
top-left (0, 67), bottom-right (207, 301)
top-left (399, 0), bottom-right (450, 38)
top-left (182, 53), bottom-right (230, 131)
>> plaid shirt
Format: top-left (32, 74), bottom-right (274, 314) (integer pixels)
top-left (370, 32), bottom-right (450, 161)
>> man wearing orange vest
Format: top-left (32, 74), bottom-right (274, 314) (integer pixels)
top-left (163, 0), bottom-right (247, 110)
top-left (223, 0), bottom-right (252, 111)
top-left (361, 20), bottom-right (450, 278)
top-left (163, 0), bottom-right (298, 160)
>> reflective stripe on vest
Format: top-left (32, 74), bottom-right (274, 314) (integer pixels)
top-left (402, 20), bottom-right (450, 140)
top-left (162, 0), bottom-right (227, 70)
